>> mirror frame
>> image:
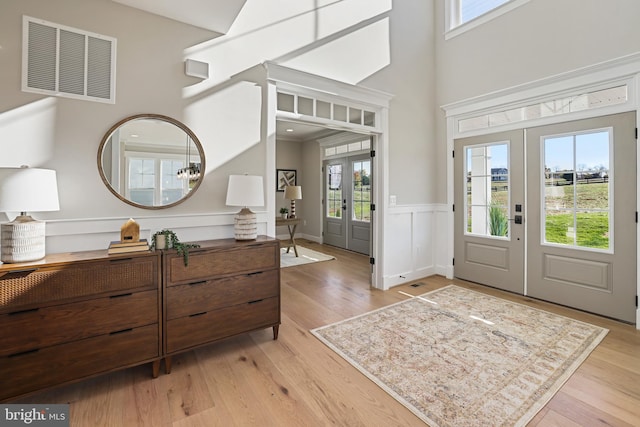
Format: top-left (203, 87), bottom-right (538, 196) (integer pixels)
top-left (97, 113), bottom-right (206, 210)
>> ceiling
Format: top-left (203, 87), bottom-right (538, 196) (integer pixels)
top-left (111, 0), bottom-right (247, 33)
top-left (275, 121), bottom-right (344, 142)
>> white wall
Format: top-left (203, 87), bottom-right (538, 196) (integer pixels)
top-left (434, 0), bottom-right (640, 202)
top-left (0, 0), bottom-right (437, 260)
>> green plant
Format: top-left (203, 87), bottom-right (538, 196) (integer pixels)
top-left (279, 207), bottom-right (288, 214)
top-left (489, 205), bottom-right (508, 237)
top-left (150, 229), bottom-right (200, 266)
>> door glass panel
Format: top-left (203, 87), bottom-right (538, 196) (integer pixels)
top-left (543, 130), bottom-right (611, 250)
top-left (327, 164), bottom-right (342, 218)
top-left (352, 159), bottom-right (371, 222)
top-left (465, 143), bottom-right (509, 237)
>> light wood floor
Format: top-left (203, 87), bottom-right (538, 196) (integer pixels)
top-left (16, 239), bottom-right (640, 426)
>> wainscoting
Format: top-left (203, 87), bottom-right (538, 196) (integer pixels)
top-left (382, 204), bottom-right (448, 289)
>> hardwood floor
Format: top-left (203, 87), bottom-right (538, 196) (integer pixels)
top-left (15, 239), bottom-right (640, 426)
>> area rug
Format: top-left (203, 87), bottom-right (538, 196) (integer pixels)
top-left (280, 245), bottom-right (335, 268)
top-left (311, 285), bottom-right (608, 427)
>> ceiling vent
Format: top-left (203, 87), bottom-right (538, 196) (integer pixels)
top-left (22, 16), bottom-right (117, 104)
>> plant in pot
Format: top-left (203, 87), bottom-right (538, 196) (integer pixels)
top-left (279, 207), bottom-right (289, 219)
top-left (150, 229), bottom-right (200, 266)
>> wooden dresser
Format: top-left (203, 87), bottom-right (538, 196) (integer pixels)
top-left (163, 236), bottom-right (280, 373)
top-left (0, 250), bottom-right (162, 402)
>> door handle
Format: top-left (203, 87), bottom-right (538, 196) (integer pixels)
top-left (342, 199), bottom-right (347, 210)
top-left (508, 215), bottom-right (523, 224)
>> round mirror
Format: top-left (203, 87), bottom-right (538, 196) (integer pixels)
top-left (98, 114), bottom-right (205, 209)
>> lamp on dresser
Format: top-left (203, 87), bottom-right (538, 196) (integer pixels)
top-left (225, 174), bottom-right (264, 240)
top-left (283, 185), bottom-right (302, 218)
top-left (0, 166), bottom-right (60, 263)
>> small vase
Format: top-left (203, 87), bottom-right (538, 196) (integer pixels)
top-left (281, 214), bottom-right (288, 219)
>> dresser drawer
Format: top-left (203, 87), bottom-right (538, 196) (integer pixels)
top-left (166, 269), bottom-right (278, 320)
top-left (0, 324), bottom-right (159, 401)
top-left (166, 296), bottom-right (279, 353)
top-left (166, 243), bottom-right (278, 285)
top-left (0, 254), bottom-right (159, 312)
top-left (0, 290), bottom-right (158, 357)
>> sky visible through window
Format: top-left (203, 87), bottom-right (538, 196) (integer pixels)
top-left (461, 0), bottom-right (510, 23)
top-left (486, 131), bottom-right (609, 172)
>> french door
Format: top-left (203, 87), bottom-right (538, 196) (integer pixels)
top-left (323, 153), bottom-right (372, 254)
top-left (454, 130), bottom-right (525, 294)
top-left (526, 112), bottom-right (636, 322)
top-left (454, 112), bottom-right (637, 322)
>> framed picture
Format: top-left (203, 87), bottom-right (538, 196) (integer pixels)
top-left (276, 169), bottom-right (297, 192)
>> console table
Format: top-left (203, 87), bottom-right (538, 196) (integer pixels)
top-left (276, 217), bottom-right (302, 257)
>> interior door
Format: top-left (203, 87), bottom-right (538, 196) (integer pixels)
top-left (323, 154), bottom-right (372, 255)
top-left (454, 130), bottom-right (525, 294)
top-left (526, 112), bottom-right (637, 323)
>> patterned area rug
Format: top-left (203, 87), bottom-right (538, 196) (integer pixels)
top-left (280, 246), bottom-right (335, 268)
top-left (311, 285), bottom-right (608, 426)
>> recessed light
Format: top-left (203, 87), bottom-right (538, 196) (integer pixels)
top-left (285, 128), bottom-right (294, 132)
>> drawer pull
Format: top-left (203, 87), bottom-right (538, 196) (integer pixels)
top-left (248, 299), bottom-right (264, 305)
top-left (188, 281), bottom-right (207, 286)
top-left (109, 328), bottom-right (133, 335)
top-left (9, 307), bottom-right (39, 316)
top-left (8, 348), bottom-right (39, 358)
top-left (189, 312), bottom-right (207, 317)
top-left (246, 271), bottom-right (263, 277)
top-left (109, 257), bottom-right (134, 263)
top-left (110, 292), bottom-right (133, 299)
top-left (0, 268), bottom-right (38, 279)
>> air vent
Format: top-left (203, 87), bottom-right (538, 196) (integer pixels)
top-left (22, 16), bottom-right (116, 103)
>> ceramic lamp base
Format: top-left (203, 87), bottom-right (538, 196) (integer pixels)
top-left (1, 215), bottom-right (46, 263)
top-left (234, 207), bottom-right (257, 240)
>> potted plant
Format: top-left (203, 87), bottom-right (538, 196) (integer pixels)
top-left (279, 207), bottom-right (289, 219)
top-left (150, 229), bottom-right (200, 266)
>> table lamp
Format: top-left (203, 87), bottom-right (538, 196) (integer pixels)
top-left (225, 174), bottom-right (264, 240)
top-left (0, 167), bottom-right (60, 263)
top-left (284, 185), bottom-right (302, 218)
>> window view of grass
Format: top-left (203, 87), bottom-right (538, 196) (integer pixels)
top-left (545, 181), bottom-right (609, 249)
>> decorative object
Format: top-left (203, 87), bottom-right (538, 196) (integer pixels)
top-left (279, 207), bottom-right (288, 219)
top-left (276, 169), bottom-right (296, 191)
top-left (107, 239), bottom-right (149, 255)
top-left (280, 245), bottom-right (335, 268)
top-left (225, 174), bottom-right (264, 240)
top-left (98, 114), bottom-right (205, 209)
top-left (283, 185), bottom-right (302, 218)
top-left (311, 285), bottom-right (608, 427)
top-left (0, 167), bottom-right (60, 263)
top-left (120, 218), bottom-right (140, 242)
top-left (150, 229), bottom-right (199, 266)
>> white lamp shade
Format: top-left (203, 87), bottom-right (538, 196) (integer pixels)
top-left (284, 185), bottom-right (302, 200)
top-left (225, 175), bottom-right (264, 207)
top-left (0, 168), bottom-right (60, 213)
